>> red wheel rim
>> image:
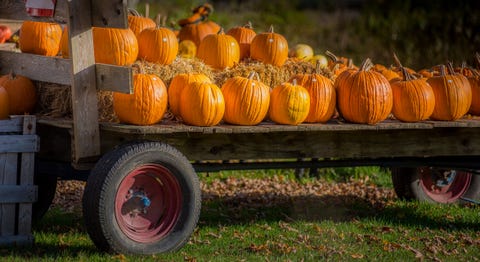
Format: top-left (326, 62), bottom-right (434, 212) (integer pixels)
top-left (115, 164), bottom-right (182, 243)
top-left (419, 167), bottom-right (472, 203)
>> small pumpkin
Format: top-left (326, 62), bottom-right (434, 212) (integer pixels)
top-left (0, 73), bottom-right (37, 115)
top-left (168, 73), bottom-right (212, 117)
top-left (426, 64), bottom-right (472, 121)
top-left (137, 26), bottom-right (178, 65)
top-left (179, 81), bottom-right (225, 126)
top-left (92, 27), bottom-right (138, 66)
top-left (269, 79), bottom-right (310, 125)
top-left (0, 86), bottom-right (9, 119)
top-left (59, 26), bottom-right (69, 58)
top-left (335, 58), bottom-right (393, 125)
top-left (178, 40), bottom-right (197, 58)
top-left (19, 21), bottom-right (62, 56)
top-left (113, 64), bottom-right (168, 125)
top-left (222, 72), bottom-right (270, 125)
top-left (226, 22), bottom-right (256, 60)
top-left (427, 64), bottom-right (472, 121)
top-left (290, 43), bottom-right (314, 61)
top-left (197, 28), bottom-right (240, 69)
top-left (0, 25), bottom-right (12, 44)
top-left (178, 20), bottom-right (221, 47)
top-left (250, 25), bottom-right (289, 67)
top-left (288, 61), bottom-right (336, 123)
top-left (127, 9), bottom-right (156, 38)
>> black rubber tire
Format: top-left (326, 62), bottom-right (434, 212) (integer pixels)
top-left (391, 167), bottom-right (480, 204)
top-left (82, 141), bottom-right (201, 255)
top-left (32, 173), bottom-right (57, 221)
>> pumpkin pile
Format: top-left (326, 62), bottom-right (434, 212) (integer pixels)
top-left (6, 4), bottom-right (480, 127)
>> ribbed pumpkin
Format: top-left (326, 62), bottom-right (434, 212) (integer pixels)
top-left (127, 9), bottom-right (156, 38)
top-left (288, 62), bottom-right (336, 123)
top-left (391, 67), bottom-right (435, 122)
top-left (226, 22), bottom-right (256, 60)
top-left (197, 29), bottom-right (240, 69)
top-left (269, 80), bottom-right (310, 125)
top-left (335, 58), bottom-right (393, 125)
top-left (113, 65), bottom-right (168, 125)
top-left (250, 25), bottom-right (288, 67)
top-left (59, 26), bottom-right (69, 58)
top-left (19, 21), bottom-right (62, 56)
top-left (222, 72), bottom-right (270, 125)
top-left (0, 87), bottom-right (9, 119)
top-left (467, 69), bottom-right (480, 115)
top-left (0, 73), bottom-right (37, 115)
top-left (138, 26), bottom-right (178, 65)
top-left (178, 20), bottom-right (221, 47)
top-left (178, 40), bottom-right (197, 58)
top-left (180, 81), bottom-right (225, 126)
top-left (92, 27), bottom-right (138, 66)
top-left (168, 73), bottom-right (212, 117)
top-left (426, 64), bottom-right (472, 121)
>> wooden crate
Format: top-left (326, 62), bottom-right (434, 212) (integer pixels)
top-left (0, 115), bottom-right (39, 246)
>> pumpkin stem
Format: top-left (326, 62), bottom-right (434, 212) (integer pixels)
top-left (128, 8), bottom-right (142, 17)
top-left (446, 61), bottom-right (456, 75)
top-left (292, 78), bottom-right (297, 86)
top-left (315, 60), bottom-right (322, 74)
top-left (325, 50), bottom-right (339, 63)
top-left (469, 66), bottom-right (480, 78)
top-left (475, 52), bottom-right (480, 69)
top-left (218, 27), bottom-right (225, 35)
top-left (268, 25), bottom-right (274, 33)
top-left (400, 67), bottom-right (416, 81)
top-left (439, 65), bottom-right (447, 76)
top-left (247, 71), bottom-right (256, 80)
top-left (359, 58), bottom-right (373, 72)
top-left (244, 21), bottom-right (253, 29)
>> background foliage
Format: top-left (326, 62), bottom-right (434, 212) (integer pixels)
top-left (132, 0), bottom-right (479, 70)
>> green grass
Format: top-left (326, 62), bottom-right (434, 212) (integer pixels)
top-left (2, 170), bottom-right (479, 261)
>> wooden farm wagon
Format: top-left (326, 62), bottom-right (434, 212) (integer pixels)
top-left (0, 0), bottom-right (479, 255)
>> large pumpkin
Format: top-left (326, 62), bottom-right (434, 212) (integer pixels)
top-left (391, 67), bottom-right (435, 122)
top-left (113, 67), bottom-right (168, 125)
top-left (19, 21), bottom-right (62, 56)
top-left (269, 80), bottom-right (310, 125)
top-left (138, 26), bottom-right (178, 65)
top-left (0, 73), bottom-right (36, 115)
top-left (0, 87), bottom-right (9, 119)
top-left (127, 9), bottom-right (156, 38)
top-left (92, 27), bottom-right (138, 66)
top-left (222, 72), bottom-right (270, 125)
top-left (250, 25), bottom-right (288, 66)
top-left (226, 22), bottom-right (256, 60)
top-left (288, 62), bottom-right (336, 123)
top-left (168, 73), bottom-right (212, 117)
top-left (426, 65), bottom-right (472, 121)
top-left (179, 81), bottom-right (225, 126)
top-left (178, 20), bottom-right (221, 47)
top-left (197, 29), bottom-right (240, 69)
top-left (335, 58), bottom-right (393, 125)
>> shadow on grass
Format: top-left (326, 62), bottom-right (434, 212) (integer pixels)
top-left (200, 193), bottom-right (480, 231)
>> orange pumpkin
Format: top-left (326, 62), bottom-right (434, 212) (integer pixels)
top-left (178, 20), bottom-right (221, 47)
top-left (0, 87), bottom-right (9, 119)
top-left (59, 26), bottom-right (69, 58)
top-left (426, 64), bottom-right (472, 121)
top-left (168, 73), bottom-right (212, 117)
top-left (222, 72), bottom-right (270, 125)
top-left (269, 80), bottom-right (310, 125)
top-left (92, 27), bottom-right (138, 66)
top-left (288, 62), bottom-right (336, 123)
top-left (250, 25), bottom-right (289, 67)
top-left (127, 9), bottom-right (156, 38)
top-left (226, 22), bottom-right (256, 60)
top-left (180, 81), bottom-right (225, 126)
top-left (178, 40), bottom-right (197, 58)
top-left (19, 21), bottom-right (62, 56)
top-left (197, 29), bottom-right (240, 69)
top-left (335, 58), bottom-right (393, 125)
top-left (138, 26), bottom-right (178, 65)
top-left (391, 67), bottom-right (435, 122)
top-left (113, 66), bottom-right (168, 125)
top-left (0, 73), bottom-right (37, 115)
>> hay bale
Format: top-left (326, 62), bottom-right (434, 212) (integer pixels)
top-left (36, 57), bottom-right (334, 123)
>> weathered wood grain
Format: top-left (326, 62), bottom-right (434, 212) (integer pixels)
top-left (0, 0), bottom-right (68, 23)
top-left (0, 153), bottom-right (17, 237)
top-left (96, 63), bottom-right (133, 93)
top-left (0, 185), bottom-right (37, 203)
top-left (0, 135), bottom-right (39, 153)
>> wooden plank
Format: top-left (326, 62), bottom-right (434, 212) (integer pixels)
top-left (0, 117), bottom-right (23, 133)
top-left (0, 153), bottom-right (17, 236)
top-left (68, 0), bottom-right (101, 163)
top-left (0, 51), bottom-right (72, 85)
top-left (0, 185), bottom-right (37, 203)
top-left (18, 116), bottom-right (35, 235)
top-left (0, 0), bottom-right (68, 23)
top-left (0, 135), bottom-right (39, 153)
top-left (96, 63), bottom-right (133, 93)
top-left (91, 0), bottom-right (128, 28)
top-left (0, 235), bottom-right (34, 246)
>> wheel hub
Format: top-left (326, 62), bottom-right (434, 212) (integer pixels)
top-left (420, 167), bottom-right (472, 203)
